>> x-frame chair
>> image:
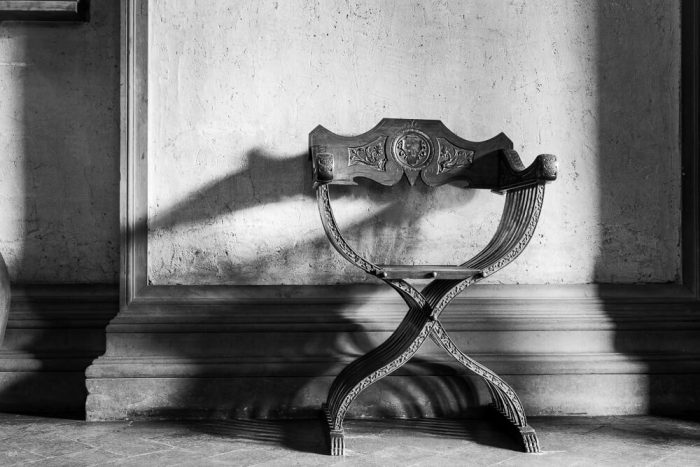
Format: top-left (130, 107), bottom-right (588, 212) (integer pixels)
top-left (310, 119), bottom-right (557, 455)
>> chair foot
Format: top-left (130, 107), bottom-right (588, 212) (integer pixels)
top-left (322, 403), bottom-right (345, 456)
top-left (489, 403), bottom-right (541, 453)
top-left (329, 429), bottom-right (345, 456)
top-left (519, 425), bottom-right (541, 453)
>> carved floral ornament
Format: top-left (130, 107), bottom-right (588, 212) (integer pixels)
top-left (348, 137), bottom-right (387, 170)
top-left (437, 138), bottom-right (475, 174)
top-left (344, 129), bottom-right (475, 185)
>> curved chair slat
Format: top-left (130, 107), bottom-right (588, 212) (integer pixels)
top-left (477, 185), bottom-right (545, 276)
top-left (326, 307), bottom-right (430, 426)
top-left (459, 184), bottom-right (544, 276)
top-left (316, 184), bottom-right (379, 276)
top-left (469, 187), bottom-right (530, 266)
top-left (325, 305), bottom-right (425, 409)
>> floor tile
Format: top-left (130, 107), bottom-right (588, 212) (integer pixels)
top-left (0, 414), bottom-right (698, 466)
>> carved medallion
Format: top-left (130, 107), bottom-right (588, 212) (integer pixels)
top-left (437, 138), bottom-right (474, 174)
top-left (392, 129), bottom-right (432, 170)
top-left (348, 137), bottom-right (387, 171)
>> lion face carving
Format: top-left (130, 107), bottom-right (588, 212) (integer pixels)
top-left (393, 130), bottom-right (432, 170)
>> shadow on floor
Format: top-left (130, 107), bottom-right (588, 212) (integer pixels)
top-left (190, 416), bottom-right (521, 455)
top-left (194, 419), bottom-right (328, 455)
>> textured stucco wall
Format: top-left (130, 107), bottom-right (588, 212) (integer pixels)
top-left (147, 0), bottom-right (681, 285)
top-left (148, 0), bottom-right (681, 285)
top-left (0, 0), bottom-right (120, 283)
top-left (0, 0), bottom-right (679, 286)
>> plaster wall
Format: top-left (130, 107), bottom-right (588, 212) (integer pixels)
top-left (0, 0), bottom-right (681, 285)
top-left (148, 0), bottom-right (681, 285)
top-left (0, 0), bottom-right (120, 283)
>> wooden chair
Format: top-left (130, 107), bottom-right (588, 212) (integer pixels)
top-left (310, 119), bottom-right (557, 455)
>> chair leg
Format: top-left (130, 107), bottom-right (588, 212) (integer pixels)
top-left (518, 424), bottom-right (541, 454)
top-left (431, 321), bottom-right (541, 453)
top-left (322, 403), bottom-right (345, 456)
top-left (323, 319), bottom-right (433, 455)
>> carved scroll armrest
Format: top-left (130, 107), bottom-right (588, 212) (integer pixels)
top-left (495, 150), bottom-right (557, 193)
top-left (463, 183), bottom-right (546, 277)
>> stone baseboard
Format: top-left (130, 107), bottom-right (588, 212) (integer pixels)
top-left (85, 284), bottom-right (700, 420)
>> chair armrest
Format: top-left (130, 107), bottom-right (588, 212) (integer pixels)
top-left (495, 150), bottom-right (557, 193)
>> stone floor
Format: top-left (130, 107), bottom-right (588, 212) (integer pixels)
top-left (0, 414), bottom-right (699, 466)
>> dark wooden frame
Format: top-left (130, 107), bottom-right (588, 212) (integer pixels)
top-left (0, 0), bottom-right (87, 21)
top-left (119, 0), bottom-right (699, 316)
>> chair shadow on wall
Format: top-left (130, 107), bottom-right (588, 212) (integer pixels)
top-left (142, 147), bottom-right (515, 453)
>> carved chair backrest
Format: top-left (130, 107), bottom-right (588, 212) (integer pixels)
top-left (310, 119), bottom-right (555, 191)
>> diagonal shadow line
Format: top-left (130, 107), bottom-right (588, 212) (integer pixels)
top-left (149, 147), bottom-right (478, 234)
top-left (147, 147), bottom-right (481, 285)
top-left (150, 149), bottom-right (313, 232)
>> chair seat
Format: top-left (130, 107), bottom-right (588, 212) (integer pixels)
top-left (375, 265), bottom-right (482, 280)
